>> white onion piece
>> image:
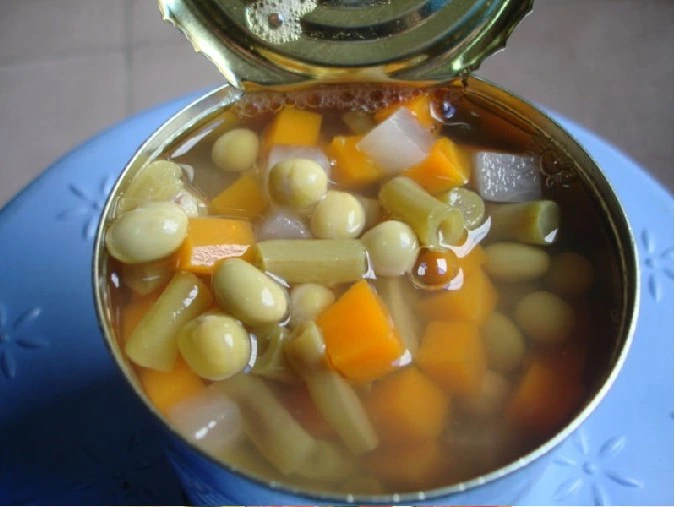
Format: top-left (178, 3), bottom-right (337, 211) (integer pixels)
top-left (267, 145), bottom-right (331, 174)
top-left (168, 386), bottom-right (244, 455)
top-left (173, 188), bottom-right (208, 217)
top-left (357, 107), bottom-right (435, 173)
top-left (474, 151), bottom-right (541, 203)
top-left (256, 210), bottom-right (312, 241)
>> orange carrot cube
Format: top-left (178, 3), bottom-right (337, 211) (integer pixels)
top-left (416, 321), bottom-right (487, 396)
top-left (326, 135), bottom-right (383, 188)
top-left (367, 367), bottom-right (450, 443)
top-left (138, 357), bottom-right (205, 416)
top-left (266, 106), bottom-right (322, 146)
top-left (316, 280), bottom-right (403, 383)
top-left (403, 137), bottom-right (471, 194)
top-left (209, 173), bottom-right (268, 220)
top-left (178, 217), bottom-right (255, 275)
top-left (417, 269), bottom-right (498, 324)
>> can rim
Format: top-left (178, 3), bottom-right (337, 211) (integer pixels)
top-left (92, 78), bottom-right (640, 504)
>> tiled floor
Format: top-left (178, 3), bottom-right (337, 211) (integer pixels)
top-left (0, 0), bottom-right (672, 208)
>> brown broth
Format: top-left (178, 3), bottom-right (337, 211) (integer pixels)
top-left (107, 86), bottom-right (622, 495)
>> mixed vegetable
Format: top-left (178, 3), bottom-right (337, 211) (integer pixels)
top-left (105, 89), bottom-right (600, 494)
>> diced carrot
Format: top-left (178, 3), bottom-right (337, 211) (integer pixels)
top-left (138, 357), bottom-right (205, 416)
top-left (416, 321), bottom-right (487, 396)
top-left (316, 280), bottom-right (403, 383)
top-left (506, 360), bottom-right (585, 437)
top-left (178, 217), bottom-right (255, 275)
top-left (266, 106), bottom-right (322, 146)
top-left (457, 244), bottom-right (487, 278)
top-left (120, 291), bottom-right (160, 342)
top-left (326, 135), bottom-right (383, 188)
top-left (366, 440), bottom-right (449, 490)
top-left (417, 269), bottom-right (498, 324)
top-left (277, 385), bottom-right (336, 439)
top-left (374, 94), bottom-right (437, 130)
top-left (209, 173), bottom-right (268, 220)
top-left (366, 367), bottom-right (451, 443)
top-left (403, 137), bottom-right (471, 194)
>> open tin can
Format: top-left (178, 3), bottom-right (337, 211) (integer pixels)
top-left (93, 1), bottom-right (639, 504)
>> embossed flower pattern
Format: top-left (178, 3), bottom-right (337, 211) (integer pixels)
top-left (641, 229), bottom-right (673, 302)
top-left (57, 176), bottom-right (115, 240)
top-left (0, 304), bottom-right (47, 380)
top-left (554, 428), bottom-right (642, 505)
top-left (68, 428), bottom-right (165, 504)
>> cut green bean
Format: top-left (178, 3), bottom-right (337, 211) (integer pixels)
top-left (486, 200), bottom-right (561, 245)
top-left (255, 239), bottom-right (368, 286)
top-left (379, 176), bottom-right (464, 248)
top-left (121, 257), bottom-right (175, 295)
top-left (342, 111), bottom-right (376, 135)
top-left (216, 374), bottom-right (318, 476)
top-left (295, 441), bottom-right (357, 482)
top-left (437, 187), bottom-right (486, 230)
top-left (251, 326), bottom-right (301, 384)
top-left (374, 277), bottom-right (420, 355)
top-left (125, 272), bottom-right (212, 371)
top-left (285, 322), bottom-right (379, 454)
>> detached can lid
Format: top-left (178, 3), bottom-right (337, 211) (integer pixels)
top-left (158, 0), bottom-right (532, 90)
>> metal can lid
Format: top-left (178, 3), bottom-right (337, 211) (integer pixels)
top-left (159, 0), bottom-right (533, 90)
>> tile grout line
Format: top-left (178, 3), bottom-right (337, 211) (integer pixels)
top-left (123, 0), bottom-right (134, 115)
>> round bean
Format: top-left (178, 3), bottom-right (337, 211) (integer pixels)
top-left (212, 128), bottom-right (259, 172)
top-left (289, 283), bottom-right (335, 328)
top-left (461, 371), bottom-right (511, 418)
top-left (105, 202), bottom-right (188, 264)
top-left (481, 312), bottom-right (526, 373)
top-left (177, 313), bottom-right (251, 380)
top-left (546, 252), bottom-right (595, 295)
top-left (515, 290), bottom-right (575, 344)
top-left (310, 191), bottom-right (365, 239)
top-left (484, 242), bottom-right (550, 282)
top-left (361, 220), bottom-right (419, 277)
top-left (212, 258), bottom-right (288, 326)
top-left (269, 158), bottom-right (328, 209)
top-left (116, 159), bottom-right (184, 214)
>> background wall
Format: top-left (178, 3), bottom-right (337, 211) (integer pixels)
top-left (0, 0), bottom-right (672, 208)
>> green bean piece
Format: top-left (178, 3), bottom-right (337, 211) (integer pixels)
top-left (437, 187), bottom-right (486, 230)
top-left (121, 257), bottom-right (175, 295)
top-left (251, 326), bottom-right (301, 384)
top-left (379, 176), bottom-right (465, 248)
top-left (125, 272), bottom-right (212, 371)
top-left (342, 111), bottom-right (376, 135)
top-left (216, 374), bottom-right (319, 476)
top-left (254, 239), bottom-right (368, 286)
top-left (486, 200), bottom-right (561, 245)
top-left (374, 277), bottom-right (420, 355)
top-left (295, 441), bottom-right (358, 482)
top-left (285, 322), bottom-right (379, 454)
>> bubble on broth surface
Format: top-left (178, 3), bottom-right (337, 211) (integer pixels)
top-left (232, 86), bottom-right (422, 117)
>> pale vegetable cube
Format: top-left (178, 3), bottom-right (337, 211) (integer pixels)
top-left (474, 151), bottom-right (541, 203)
top-left (256, 210), bottom-right (312, 241)
top-left (168, 386), bottom-right (244, 455)
top-left (357, 108), bottom-right (435, 173)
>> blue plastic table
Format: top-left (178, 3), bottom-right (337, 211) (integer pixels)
top-left (0, 92), bottom-right (672, 506)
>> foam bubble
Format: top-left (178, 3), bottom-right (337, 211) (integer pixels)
top-left (245, 0), bottom-right (317, 45)
top-left (231, 85), bottom-right (423, 117)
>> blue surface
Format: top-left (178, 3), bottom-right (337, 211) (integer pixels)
top-left (0, 92), bottom-right (672, 506)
